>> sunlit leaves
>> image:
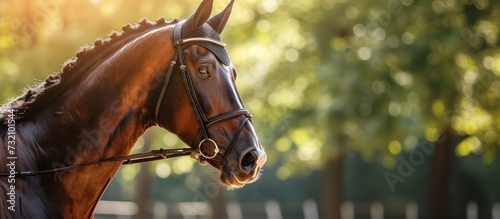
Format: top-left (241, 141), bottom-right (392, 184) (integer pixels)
top-left (452, 99), bottom-right (494, 136)
top-left (456, 136), bottom-right (482, 156)
top-left (247, 0), bottom-right (500, 175)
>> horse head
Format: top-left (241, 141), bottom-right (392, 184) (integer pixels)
top-left (155, 0), bottom-right (266, 188)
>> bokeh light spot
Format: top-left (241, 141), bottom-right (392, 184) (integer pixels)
top-left (155, 162), bottom-right (171, 179)
top-left (388, 140), bottom-right (402, 155)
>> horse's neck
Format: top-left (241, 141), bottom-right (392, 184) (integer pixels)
top-left (9, 25), bottom-right (174, 217)
top-left (26, 26), bottom-right (173, 163)
top-left (24, 56), bottom-right (148, 167)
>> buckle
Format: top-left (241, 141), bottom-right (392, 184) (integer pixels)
top-left (197, 138), bottom-right (220, 159)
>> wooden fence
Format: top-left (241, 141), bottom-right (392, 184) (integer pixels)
top-left (93, 200), bottom-right (500, 219)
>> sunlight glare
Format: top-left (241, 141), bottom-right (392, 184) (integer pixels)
top-left (456, 136), bottom-right (482, 157)
top-left (277, 166), bottom-right (291, 180)
top-left (155, 162), bottom-right (172, 179)
top-left (356, 47), bottom-right (372, 61)
top-left (172, 158), bottom-right (194, 175)
top-left (388, 140), bottom-right (402, 155)
top-left (162, 132), bottom-right (178, 147)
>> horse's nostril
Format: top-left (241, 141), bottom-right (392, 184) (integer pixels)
top-left (241, 150), bottom-right (257, 171)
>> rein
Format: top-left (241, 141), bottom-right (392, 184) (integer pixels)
top-left (0, 148), bottom-right (197, 177)
top-left (1, 21), bottom-right (251, 177)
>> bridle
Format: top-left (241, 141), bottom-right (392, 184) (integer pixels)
top-left (155, 20), bottom-right (253, 167)
top-left (0, 21), bottom-right (251, 177)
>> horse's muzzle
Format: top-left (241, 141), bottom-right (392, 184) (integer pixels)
top-left (220, 145), bottom-right (266, 188)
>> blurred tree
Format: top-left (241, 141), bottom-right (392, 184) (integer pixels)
top-left (233, 0), bottom-right (500, 218)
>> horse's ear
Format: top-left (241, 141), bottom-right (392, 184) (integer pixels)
top-left (184, 0), bottom-right (213, 33)
top-left (207, 0), bottom-right (234, 34)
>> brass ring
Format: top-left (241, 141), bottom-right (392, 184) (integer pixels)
top-left (198, 138), bottom-right (220, 159)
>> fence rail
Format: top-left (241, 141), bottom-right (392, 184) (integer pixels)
top-left (94, 200), bottom-right (500, 219)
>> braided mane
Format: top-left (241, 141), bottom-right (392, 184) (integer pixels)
top-left (0, 17), bottom-right (179, 125)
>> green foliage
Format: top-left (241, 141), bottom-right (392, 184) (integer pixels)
top-left (245, 0), bottom-right (500, 176)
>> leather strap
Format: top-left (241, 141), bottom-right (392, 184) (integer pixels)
top-left (154, 53), bottom-right (178, 122)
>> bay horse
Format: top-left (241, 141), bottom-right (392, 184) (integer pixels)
top-left (0, 0), bottom-right (266, 217)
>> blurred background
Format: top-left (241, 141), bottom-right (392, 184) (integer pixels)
top-left (1, 0), bottom-right (500, 218)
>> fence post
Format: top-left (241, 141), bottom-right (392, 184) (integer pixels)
top-left (265, 200), bottom-right (282, 219)
top-left (153, 202), bottom-right (168, 219)
top-left (226, 202), bottom-right (243, 219)
top-left (466, 201), bottom-right (478, 219)
top-left (406, 202), bottom-right (418, 219)
top-left (341, 201), bottom-right (354, 219)
top-left (493, 203), bottom-right (500, 219)
top-left (370, 202), bottom-right (383, 219)
top-left (303, 199), bottom-right (319, 219)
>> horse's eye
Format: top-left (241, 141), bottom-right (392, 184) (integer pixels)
top-left (198, 66), bottom-right (210, 76)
